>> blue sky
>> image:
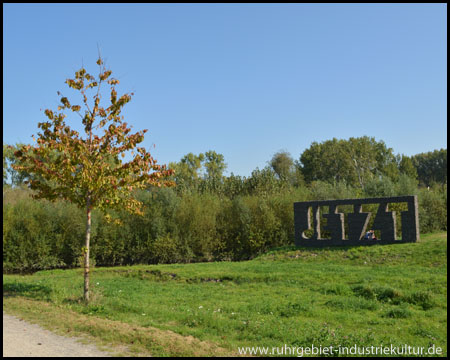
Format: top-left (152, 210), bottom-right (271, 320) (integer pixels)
top-left (3, 4), bottom-right (447, 177)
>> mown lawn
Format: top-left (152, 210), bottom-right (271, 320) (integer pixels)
top-left (3, 232), bottom-right (447, 357)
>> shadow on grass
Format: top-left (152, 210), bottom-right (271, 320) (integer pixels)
top-left (3, 282), bottom-right (52, 299)
top-left (62, 296), bottom-right (85, 305)
top-left (267, 240), bottom-right (413, 253)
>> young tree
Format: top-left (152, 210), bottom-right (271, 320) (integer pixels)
top-left (168, 152), bottom-right (205, 191)
top-left (3, 143), bottom-right (30, 186)
top-left (12, 56), bottom-right (174, 302)
top-left (203, 150), bottom-right (227, 181)
top-left (398, 154), bottom-right (418, 180)
top-left (269, 150), bottom-right (294, 182)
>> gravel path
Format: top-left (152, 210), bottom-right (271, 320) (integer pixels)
top-left (3, 312), bottom-right (113, 357)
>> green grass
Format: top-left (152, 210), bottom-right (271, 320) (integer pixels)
top-left (3, 232), bottom-right (447, 357)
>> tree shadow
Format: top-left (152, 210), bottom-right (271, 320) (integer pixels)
top-left (62, 296), bottom-right (85, 305)
top-left (3, 282), bottom-right (52, 299)
top-left (267, 240), bottom-right (410, 254)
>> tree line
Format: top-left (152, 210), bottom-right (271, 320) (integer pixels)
top-left (5, 138), bottom-right (447, 191)
top-left (157, 137), bottom-right (446, 194)
top-left (3, 137), bottom-right (447, 274)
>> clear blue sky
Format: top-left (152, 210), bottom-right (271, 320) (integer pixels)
top-left (3, 4), bottom-right (447, 177)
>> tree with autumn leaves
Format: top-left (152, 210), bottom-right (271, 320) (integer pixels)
top-left (12, 56), bottom-right (174, 302)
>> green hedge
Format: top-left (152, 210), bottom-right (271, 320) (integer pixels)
top-left (3, 183), bottom-right (447, 273)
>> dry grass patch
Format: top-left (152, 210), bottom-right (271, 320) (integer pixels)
top-left (3, 297), bottom-right (233, 357)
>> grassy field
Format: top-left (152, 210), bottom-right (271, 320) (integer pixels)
top-left (3, 232), bottom-right (447, 357)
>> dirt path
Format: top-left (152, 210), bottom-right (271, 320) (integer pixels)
top-left (3, 312), bottom-right (113, 357)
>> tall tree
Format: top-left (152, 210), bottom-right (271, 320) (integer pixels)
top-left (298, 136), bottom-right (398, 189)
top-left (412, 149), bottom-right (447, 186)
top-left (204, 150), bottom-right (227, 182)
top-left (269, 150), bottom-right (294, 182)
top-left (12, 56), bottom-right (174, 302)
top-left (3, 144), bottom-right (12, 185)
top-left (398, 154), bottom-right (418, 180)
top-left (169, 152), bottom-right (205, 191)
top-left (3, 143), bottom-right (32, 186)
top-left (347, 137), bottom-right (398, 188)
top-left (299, 138), bottom-right (355, 185)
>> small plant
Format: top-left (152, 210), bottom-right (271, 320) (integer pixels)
top-left (352, 285), bottom-right (403, 304)
top-left (383, 305), bottom-right (412, 319)
top-left (406, 291), bottom-right (435, 310)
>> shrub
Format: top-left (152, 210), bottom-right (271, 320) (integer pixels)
top-left (418, 187), bottom-right (447, 233)
top-left (149, 234), bottom-right (182, 264)
top-left (363, 176), bottom-right (396, 198)
top-left (3, 196), bottom-right (69, 272)
top-left (383, 305), bottom-right (412, 319)
top-left (2, 177), bottom-right (447, 273)
top-left (175, 193), bottom-right (221, 262)
top-left (405, 291), bottom-right (435, 310)
top-left (215, 196), bottom-right (251, 260)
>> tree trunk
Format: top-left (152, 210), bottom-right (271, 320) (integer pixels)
top-left (84, 197), bottom-right (91, 303)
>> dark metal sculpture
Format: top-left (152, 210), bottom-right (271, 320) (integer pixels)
top-left (294, 196), bottom-right (419, 246)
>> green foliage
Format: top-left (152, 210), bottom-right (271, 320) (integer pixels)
top-left (309, 180), bottom-right (356, 200)
top-left (363, 176), bottom-right (396, 197)
top-left (382, 305), bottom-right (412, 319)
top-left (203, 150), bottom-right (227, 182)
top-left (398, 154), bottom-right (418, 180)
top-left (269, 150), bottom-right (294, 182)
top-left (412, 149), bottom-right (447, 186)
top-left (3, 196), bottom-right (77, 272)
top-left (148, 234), bottom-right (183, 264)
top-left (3, 175), bottom-right (447, 273)
top-left (245, 167), bottom-right (287, 196)
top-left (3, 137), bottom-right (447, 273)
top-left (169, 153), bottom-right (204, 192)
top-left (168, 151), bottom-right (227, 195)
top-left (3, 143), bottom-right (38, 186)
top-left (174, 192), bottom-right (221, 261)
top-left (418, 185), bottom-right (447, 233)
top-left (299, 137), bottom-right (400, 189)
top-left (395, 173), bottom-right (419, 196)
